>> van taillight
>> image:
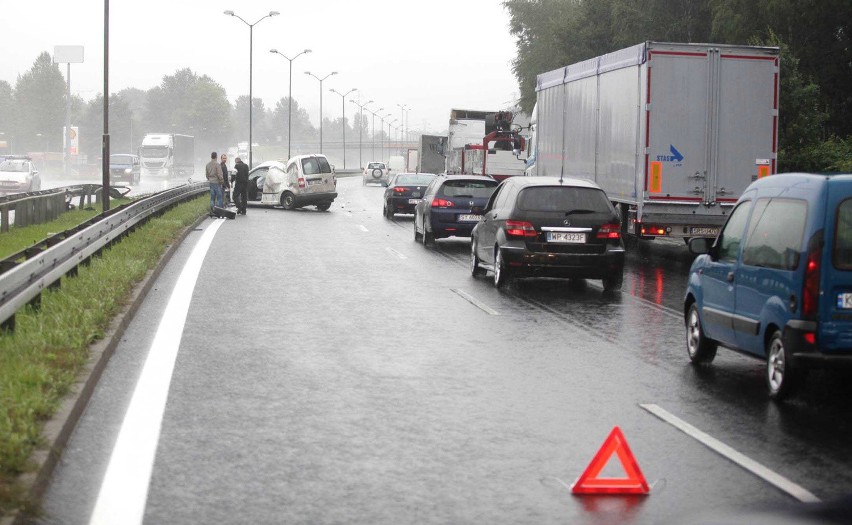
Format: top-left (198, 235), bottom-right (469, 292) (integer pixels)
top-left (505, 220), bottom-right (537, 238)
top-left (597, 223), bottom-right (621, 239)
top-left (802, 233), bottom-right (822, 320)
top-left (298, 177), bottom-right (306, 188)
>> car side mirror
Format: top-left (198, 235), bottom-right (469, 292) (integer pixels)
top-left (688, 237), bottom-right (713, 256)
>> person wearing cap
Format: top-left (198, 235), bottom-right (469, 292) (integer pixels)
top-left (233, 157), bottom-right (249, 215)
top-left (205, 151), bottom-right (225, 215)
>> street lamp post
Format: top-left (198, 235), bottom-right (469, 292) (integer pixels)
top-left (349, 99), bottom-right (372, 169)
top-left (386, 114), bottom-right (394, 159)
top-left (365, 107), bottom-right (383, 162)
top-left (329, 88), bottom-right (357, 168)
top-left (225, 9), bottom-right (280, 168)
top-left (304, 71), bottom-right (337, 154)
top-left (397, 103), bottom-right (408, 147)
top-left (269, 48), bottom-right (311, 159)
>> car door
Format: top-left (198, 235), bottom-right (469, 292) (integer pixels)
top-left (416, 179), bottom-right (440, 233)
top-left (476, 181), bottom-right (511, 265)
top-left (698, 198), bottom-right (753, 347)
top-left (247, 167), bottom-right (268, 201)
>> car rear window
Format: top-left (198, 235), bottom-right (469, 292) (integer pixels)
top-left (438, 179), bottom-right (498, 198)
top-left (834, 199), bottom-right (852, 270)
top-left (368, 163), bottom-right (385, 169)
top-left (0, 161), bottom-right (28, 172)
top-left (516, 186), bottom-right (612, 213)
top-left (302, 157), bottom-right (332, 175)
top-left (396, 174), bottom-right (435, 186)
top-left (742, 198), bottom-right (806, 270)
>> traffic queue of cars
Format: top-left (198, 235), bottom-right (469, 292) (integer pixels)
top-left (374, 169), bottom-right (852, 400)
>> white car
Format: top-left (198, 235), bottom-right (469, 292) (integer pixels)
top-left (0, 157), bottom-right (41, 195)
top-left (362, 161), bottom-right (390, 186)
top-left (245, 154), bottom-right (337, 211)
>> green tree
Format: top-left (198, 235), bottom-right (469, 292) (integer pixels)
top-left (270, 96), bottom-right (315, 145)
top-left (12, 52), bottom-right (66, 152)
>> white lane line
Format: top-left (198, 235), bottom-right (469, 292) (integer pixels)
top-left (386, 247), bottom-right (407, 260)
top-left (451, 288), bottom-right (500, 316)
top-left (357, 224), bottom-right (369, 232)
top-left (639, 403), bottom-right (820, 503)
top-left (89, 219), bottom-right (225, 525)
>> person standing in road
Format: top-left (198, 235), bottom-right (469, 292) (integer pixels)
top-left (205, 151), bottom-right (224, 215)
top-left (233, 156), bottom-right (249, 215)
top-left (220, 153), bottom-right (231, 206)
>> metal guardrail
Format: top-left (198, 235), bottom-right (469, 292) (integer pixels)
top-left (0, 184), bottom-right (134, 232)
top-left (0, 181), bottom-right (209, 331)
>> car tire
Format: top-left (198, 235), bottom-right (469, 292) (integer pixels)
top-left (470, 240), bottom-right (486, 277)
top-left (767, 329), bottom-right (801, 400)
top-left (686, 303), bottom-right (717, 364)
top-left (493, 247), bottom-right (511, 288)
top-left (316, 202), bottom-right (331, 212)
top-left (385, 202), bottom-right (394, 219)
top-left (281, 191), bottom-right (297, 210)
top-left (602, 271), bottom-right (623, 292)
top-left (414, 218), bottom-right (423, 242)
top-left (423, 227), bottom-right (435, 245)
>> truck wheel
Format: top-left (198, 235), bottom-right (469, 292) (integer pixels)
top-left (686, 303), bottom-right (717, 364)
top-left (767, 329), bottom-right (801, 400)
top-left (280, 192), bottom-right (296, 210)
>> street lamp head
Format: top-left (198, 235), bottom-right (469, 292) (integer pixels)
top-left (224, 10), bottom-right (234, 16)
top-left (304, 49), bottom-right (312, 54)
top-left (331, 71), bottom-right (338, 76)
top-left (304, 71), bottom-right (311, 76)
top-left (269, 48), bottom-right (278, 54)
top-left (269, 11), bottom-right (280, 16)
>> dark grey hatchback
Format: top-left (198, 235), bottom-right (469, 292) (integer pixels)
top-left (470, 176), bottom-right (626, 290)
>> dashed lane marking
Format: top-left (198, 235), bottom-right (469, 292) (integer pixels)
top-left (357, 224), bottom-right (369, 232)
top-left (451, 288), bottom-right (500, 316)
top-left (386, 247), bottom-right (407, 260)
top-left (89, 219), bottom-right (225, 525)
top-left (639, 403), bottom-right (821, 503)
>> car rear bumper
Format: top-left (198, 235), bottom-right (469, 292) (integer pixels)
top-left (294, 191), bottom-right (337, 207)
top-left (500, 246), bottom-right (626, 278)
top-left (786, 320), bottom-right (852, 368)
top-left (389, 197), bottom-right (421, 214)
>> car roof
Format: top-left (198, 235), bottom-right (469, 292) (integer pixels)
top-left (504, 176), bottom-right (603, 189)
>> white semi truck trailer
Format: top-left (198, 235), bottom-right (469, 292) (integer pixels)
top-left (139, 133), bottom-right (194, 178)
top-left (526, 42), bottom-right (780, 240)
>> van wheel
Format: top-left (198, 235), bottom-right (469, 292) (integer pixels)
top-left (686, 303), bottom-right (717, 364)
top-left (281, 192), bottom-right (296, 210)
top-left (767, 330), bottom-right (801, 400)
top-left (316, 202), bottom-right (331, 212)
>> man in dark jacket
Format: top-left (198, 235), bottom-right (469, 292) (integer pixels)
top-left (233, 157), bottom-right (249, 215)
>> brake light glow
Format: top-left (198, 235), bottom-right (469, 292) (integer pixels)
top-left (505, 220), bottom-right (537, 238)
top-left (804, 332), bottom-right (816, 344)
top-left (640, 225), bottom-right (667, 236)
top-left (597, 223), bottom-right (621, 239)
top-left (394, 187), bottom-right (407, 194)
top-left (431, 198), bottom-right (455, 208)
top-left (802, 234), bottom-right (822, 319)
top-left (298, 177), bottom-right (306, 189)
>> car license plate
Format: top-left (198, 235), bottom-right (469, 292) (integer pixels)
top-left (408, 199), bottom-right (421, 204)
top-left (458, 214), bottom-right (482, 222)
top-left (838, 293), bottom-right (852, 309)
top-left (690, 227), bottom-right (719, 236)
top-left (547, 232), bottom-right (586, 243)
top-left (307, 179), bottom-right (323, 186)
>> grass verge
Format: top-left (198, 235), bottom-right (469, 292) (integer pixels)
top-left (0, 195), bottom-right (208, 516)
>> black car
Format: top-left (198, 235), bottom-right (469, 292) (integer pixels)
top-left (383, 172), bottom-right (437, 218)
top-left (470, 176), bottom-right (625, 290)
top-left (413, 175), bottom-right (498, 244)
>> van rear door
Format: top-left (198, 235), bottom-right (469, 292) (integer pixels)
top-left (820, 181), bottom-right (852, 353)
top-left (300, 156), bottom-right (335, 194)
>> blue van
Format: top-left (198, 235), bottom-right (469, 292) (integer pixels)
top-left (684, 173), bottom-right (852, 399)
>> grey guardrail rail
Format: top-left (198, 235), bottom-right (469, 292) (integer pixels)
top-left (0, 181), bottom-right (209, 331)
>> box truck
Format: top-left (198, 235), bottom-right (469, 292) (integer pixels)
top-left (417, 135), bottom-right (447, 174)
top-left (526, 42), bottom-right (780, 240)
top-left (446, 109), bottom-right (527, 181)
top-left (139, 133), bottom-right (194, 178)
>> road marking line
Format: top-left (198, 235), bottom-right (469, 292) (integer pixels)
top-left (386, 247), bottom-right (407, 260)
top-left (639, 403), bottom-right (820, 503)
top-left (89, 219), bottom-right (225, 525)
top-left (357, 224), bottom-right (369, 232)
top-left (451, 288), bottom-right (500, 316)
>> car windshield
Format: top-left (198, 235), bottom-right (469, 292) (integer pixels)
top-left (439, 179), bottom-right (498, 198)
top-left (368, 163), bottom-right (385, 170)
top-left (0, 161), bottom-right (28, 173)
top-left (517, 186), bottom-right (612, 213)
top-left (396, 174), bottom-right (436, 186)
top-left (110, 155), bottom-right (134, 166)
top-left (140, 146), bottom-right (168, 158)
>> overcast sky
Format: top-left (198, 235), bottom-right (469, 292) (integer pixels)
top-left (1, 0), bottom-right (521, 134)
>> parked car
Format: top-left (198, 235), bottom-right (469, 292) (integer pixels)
top-left (383, 172), bottom-right (438, 218)
top-left (246, 155), bottom-right (337, 211)
top-left (470, 176), bottom-right (625, 289)
top-left (109, 154), bottom-right (141, 184)
top-left (0, 156), bottom-right (40, 194)
top-left (684, 172), bottom-right (852, 399)
top-left (413, 175), bottom-right (498, 244)
top-left (363, 161), bottom-right (389, 186)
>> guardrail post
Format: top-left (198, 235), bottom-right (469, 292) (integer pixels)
top-left (1, 205), bottom-right (8, 233)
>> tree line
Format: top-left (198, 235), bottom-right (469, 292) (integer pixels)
top-left (0, 52), bottom-right (377, 163)
top-left (503, 0), bottom-right (852, 172)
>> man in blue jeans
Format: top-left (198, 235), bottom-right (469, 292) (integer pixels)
top-left (205, 151), bottom-right (224, 215)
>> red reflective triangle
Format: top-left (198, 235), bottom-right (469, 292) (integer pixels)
top-left (571, 426), bottom-right (649, 495)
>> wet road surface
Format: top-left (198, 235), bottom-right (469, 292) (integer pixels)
top-left (37, 177), bottom-right (852, 524)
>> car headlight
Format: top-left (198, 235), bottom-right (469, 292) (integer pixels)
top-left (124, 168), bottom-right (132, 174)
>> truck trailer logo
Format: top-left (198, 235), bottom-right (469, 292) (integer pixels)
top-left (656, 145), bottom-right (684, 164)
